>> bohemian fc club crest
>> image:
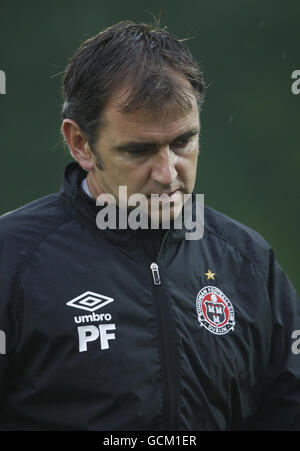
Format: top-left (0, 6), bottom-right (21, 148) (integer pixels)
top-left (196, 286), bottom-right (235, 335)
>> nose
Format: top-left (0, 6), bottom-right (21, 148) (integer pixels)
top-left (150, 146), bottom-right (178, 186)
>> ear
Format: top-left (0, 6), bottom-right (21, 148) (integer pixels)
top-left (61, 119), bottom-right (95, 171)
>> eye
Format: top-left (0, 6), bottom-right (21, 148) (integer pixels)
top-left (130, 149), bottom-right (147, 155)
top-left (126, 148), bottom-right (152, 158)
top-left (171, 137), bottom-right (191, 149)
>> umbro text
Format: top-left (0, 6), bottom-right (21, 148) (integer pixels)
top-left (74, 312), bottom-right (112, 324)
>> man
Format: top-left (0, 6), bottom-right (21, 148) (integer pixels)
top-left (0, 21), bottom-right (299, 431)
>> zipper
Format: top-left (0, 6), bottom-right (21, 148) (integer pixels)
top-left (150, 263), bottom-right (161, 285)
top-left (150, 259), bottom-right (177, 430)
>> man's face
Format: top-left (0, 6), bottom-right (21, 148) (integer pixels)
top-left (89, 88), bottom-right (200, 222)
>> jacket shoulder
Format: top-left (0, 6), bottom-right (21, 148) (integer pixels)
top-left (204, 205), bottom-right (272, 276)
top-left (0, 193), bottom-right (72, 264)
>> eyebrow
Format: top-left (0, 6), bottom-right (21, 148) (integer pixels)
top-left (113, 128), bottom-right (199, 152)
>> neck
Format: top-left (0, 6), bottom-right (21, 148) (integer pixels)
top-left (86, 171), bottom-right (104, 199)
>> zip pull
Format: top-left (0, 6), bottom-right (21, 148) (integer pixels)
top-left (150, 262), bottom-right (161, 285)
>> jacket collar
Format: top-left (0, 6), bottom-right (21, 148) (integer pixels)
top-left (59, 162), bottom-right (197, 255)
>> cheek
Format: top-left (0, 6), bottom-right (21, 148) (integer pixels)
top-left (179, 155), bottom-right (198, 179)
top-left (118, 162), bottom-right (150, 192)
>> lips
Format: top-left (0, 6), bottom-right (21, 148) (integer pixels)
top-left (147, 189), bottom-right (180, 197)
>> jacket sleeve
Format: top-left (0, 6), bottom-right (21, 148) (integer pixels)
top-left (249, 250), bottom-right (300, 430)
top-left (0, 225), bottom-right (20, 409)
top-left (0, 303), bottom-right (12, 402)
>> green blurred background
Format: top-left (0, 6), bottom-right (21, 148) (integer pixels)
top-left (0, 0), bottom-right (299, 292)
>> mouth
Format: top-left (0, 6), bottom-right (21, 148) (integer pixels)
top-left (146, 190), bottom-right (182, 205)
top-left (146, 189), bottom-right (180, 198)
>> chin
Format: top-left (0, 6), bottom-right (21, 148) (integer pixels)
top-left (148, 202), bottom-right (184, 228)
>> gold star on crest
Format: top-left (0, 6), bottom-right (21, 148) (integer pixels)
top-left (205, 269), bottom-right (215, 280)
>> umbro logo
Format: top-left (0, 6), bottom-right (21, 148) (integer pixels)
top-left (66, 291), bottom-right (114, 312)
top-left (67, 292), bottom-right (116, 353)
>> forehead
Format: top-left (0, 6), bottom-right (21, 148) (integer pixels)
top-left (101, 85), bottom-right (200, 143)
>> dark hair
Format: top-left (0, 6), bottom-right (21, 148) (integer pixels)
top-left (62, 20), bottom-right (205, 154)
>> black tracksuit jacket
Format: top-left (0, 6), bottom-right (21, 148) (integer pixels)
top-left (0, 162), bottom-right (299, 431)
